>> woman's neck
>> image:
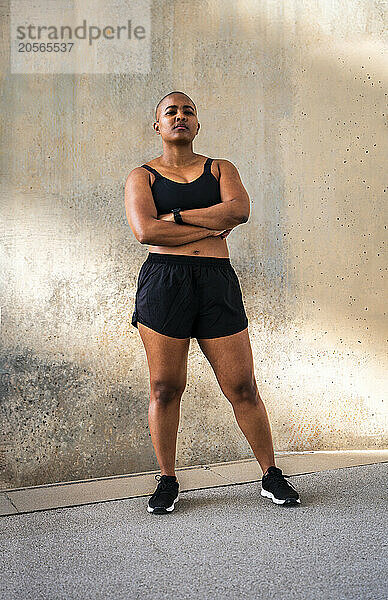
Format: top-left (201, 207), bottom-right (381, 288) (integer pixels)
top-left (158, 143), bottom-right (198, 167)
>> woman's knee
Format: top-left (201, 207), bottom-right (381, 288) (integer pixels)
top-left (150, 379), bottom-right (186, 405)
top-left (223, 376), bottom-right (258, 406)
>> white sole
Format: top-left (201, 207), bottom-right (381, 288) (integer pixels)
top-left (261, 488), bottom-right (301, 505)
top-left (147, 494), bottom-right (179, 513)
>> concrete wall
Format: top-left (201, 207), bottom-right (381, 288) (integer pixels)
top-left (1, 0), bottom-right (387, 488)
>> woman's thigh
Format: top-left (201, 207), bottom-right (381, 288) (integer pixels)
top-left (138, 322), bottom-right (190, 392)
top-left (197, 327), bottom-right (257, 398)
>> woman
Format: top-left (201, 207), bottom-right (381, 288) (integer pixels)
top-left (125, 91), bottom-right (300, 513)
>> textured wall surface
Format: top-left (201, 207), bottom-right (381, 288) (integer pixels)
top-left (1, 0), bottom-right (387, 488)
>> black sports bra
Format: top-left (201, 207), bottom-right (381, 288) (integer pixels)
top-left (141, 157), bottom-right (222, 216)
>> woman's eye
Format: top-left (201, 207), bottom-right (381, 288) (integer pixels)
top-left (166, 110), bottom-right (193, 115)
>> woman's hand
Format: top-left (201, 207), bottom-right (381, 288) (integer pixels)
top-left (209, 228), bottom-right (232, 238)
top-left (211, 228), bottom-right (232, 238)
top-left (158, 213), bottom-right (175, 222)
top-left (158, 213), bottom-right (232, 238)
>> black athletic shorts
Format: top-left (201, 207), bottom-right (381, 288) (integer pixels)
top-left (131, 253), bottom-right (248, 339)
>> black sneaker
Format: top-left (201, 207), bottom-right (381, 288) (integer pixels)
top-left (261, 466), bottom-right (301, 505)
top-left (147, 474), bottom-right (179, 514)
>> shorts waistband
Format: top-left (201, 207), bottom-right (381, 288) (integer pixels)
top-left (146, 252), bottom-right (232, 267)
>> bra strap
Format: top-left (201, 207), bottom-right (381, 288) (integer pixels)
top-left (141, 164), bottom-right (162, 179)
top-left (203, 157), bottom-right (213, 174)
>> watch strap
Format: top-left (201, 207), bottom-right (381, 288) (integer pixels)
top-left (172, 208), bottom-right (184, 224)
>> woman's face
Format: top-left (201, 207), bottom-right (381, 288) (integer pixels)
top-left (154, 95), bottom-right (199, 142)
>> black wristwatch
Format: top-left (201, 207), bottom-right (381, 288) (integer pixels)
top-left (172, 207), bottom-right (184, 224)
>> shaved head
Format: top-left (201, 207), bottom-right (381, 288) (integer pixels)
top-left (155, 91), bottom-right (196, 121)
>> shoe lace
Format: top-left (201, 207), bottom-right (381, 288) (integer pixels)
top-left (154, 474), bottom-right (177, 492)
top-left (266, 470), bottom-right (298, 492)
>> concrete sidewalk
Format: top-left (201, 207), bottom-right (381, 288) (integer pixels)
top-left (2, 450), bottom-right (387, 515)
top-left (1, 462), bottom-right (387, 600)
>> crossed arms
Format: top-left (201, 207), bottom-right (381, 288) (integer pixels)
top-left (124, 159), bottom-right (250, 247)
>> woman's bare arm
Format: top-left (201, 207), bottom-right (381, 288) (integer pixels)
top-left (178, 160), bottom-right (250, 230)
top-left (124, 168), bottom-right (225, 246)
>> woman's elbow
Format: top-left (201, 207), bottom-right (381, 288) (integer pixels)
top-left (131, 225), bottom-right (148, 244)
top-left (233, 211), bottom-right (249, 226)
top-left (138, 230), bottom-right (150, 244)
top-left (135, 220), bottom-right (154, 244)
top-left (138, 225), bottom-right (158, 245)
top-left (232, 198), bottom-right (250, 225)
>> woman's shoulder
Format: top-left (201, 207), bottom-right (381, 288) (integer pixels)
top-left (213, 158), bottom-right (242, 176)
top-left (126, 157), bottom-right (161, 178)
top-left (213, 158), bottom-right (237, 168)
top-left (125, 165), bottom-right (154, 187)
top-left (211, 158), bottom-right (240, 180)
